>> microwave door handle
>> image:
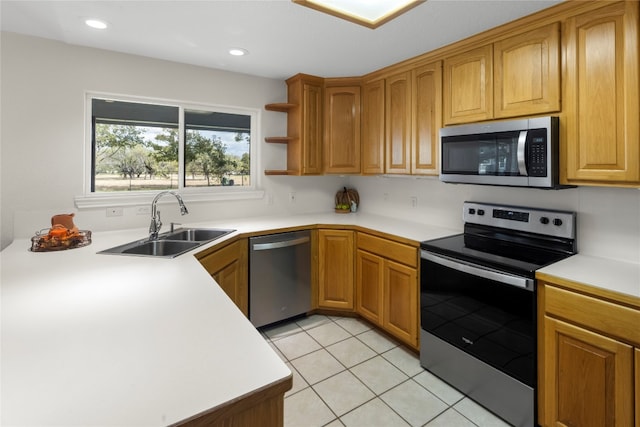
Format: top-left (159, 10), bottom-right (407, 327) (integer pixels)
top-left (517, 130), bottom-right (528, 176)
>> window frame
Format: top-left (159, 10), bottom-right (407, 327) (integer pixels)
top-left (76, 92), bottom-right (263, 209)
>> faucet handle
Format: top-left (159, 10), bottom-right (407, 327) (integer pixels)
top-left (170, 222), bottom-right (181, 232)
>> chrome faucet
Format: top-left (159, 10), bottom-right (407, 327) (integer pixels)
top-left (149, 191), bottom-right (189, 240)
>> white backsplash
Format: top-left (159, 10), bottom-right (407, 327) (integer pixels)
top-left (348, 175), bottom-right (640, 264)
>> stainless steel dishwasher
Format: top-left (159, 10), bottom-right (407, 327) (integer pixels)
top-left (249, 230), bottom-right (311, 328)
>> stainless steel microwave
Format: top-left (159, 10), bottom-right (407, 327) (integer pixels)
top-left (440, 116), bottom-right (561, 188)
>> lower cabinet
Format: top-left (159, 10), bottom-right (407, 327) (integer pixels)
top-left (538, 279), bottom-right (640, 426)
top-left (356, 250), bottom-right (384, 323)
top-left (317, 229), bottom-right (355, 310)
top-left (356, 232), bottom-right (418, 348)
top-left (636, 349), bottom-right (640, 427)
top-left (542, 316), bottom-right (633, 427)
top-left (197, 239), bottom-right (248, 316)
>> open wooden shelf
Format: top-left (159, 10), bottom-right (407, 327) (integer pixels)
top-left (265, 103), bottom-right (296, 112)
top-left (264, 169), bottom-right (297, 176)
top-left (265, 137), bottom-right (295, 144)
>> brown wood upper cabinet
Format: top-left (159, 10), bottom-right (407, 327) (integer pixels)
top-left (372, 61), bottom-right (441, 176)
top-left (563, 1), bottom-right (640, 185)
top-left (412, 61), bottom-right (442, 175)
top-left (324, 84), bottom-right (361, 174)
top-left (444, 22), bottom-right (560, 125)
top-left (385, 71), bottom-right (412, 174)
top-left (494, 22), bottom-right (560, 118)
top-left (443, 44), bottom-right (493, 125)
top-left (361, 79), bottom-right (385, 174)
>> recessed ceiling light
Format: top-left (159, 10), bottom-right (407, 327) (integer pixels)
top-left (85, 19), bottom-right (108, 30)
top-left (229, 48), bottom-right (248, 56)
top-left (293, 0), bottom-right (424, 29)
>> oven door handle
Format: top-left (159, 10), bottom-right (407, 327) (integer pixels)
top-left (421, 250), bottom-right (534, 291)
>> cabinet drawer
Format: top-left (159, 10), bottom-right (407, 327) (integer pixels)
top-left (544, 284), bottom-right (640, 346)
top-left (357, 233), bottom-right (417, 268)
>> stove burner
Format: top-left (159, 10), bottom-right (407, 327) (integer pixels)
top-left (421, 202), bottom-right (577, 277)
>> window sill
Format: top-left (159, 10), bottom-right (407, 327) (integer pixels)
top-left (74, 189), bottom-right (265, 209)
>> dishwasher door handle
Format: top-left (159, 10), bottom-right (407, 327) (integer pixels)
top-left (252, 236), bottom-right (310, 251)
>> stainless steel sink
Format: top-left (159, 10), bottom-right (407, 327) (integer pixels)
top-left (98, 228), bottom-right (236, 258)
top-left (160, 228), bottom-right (235, 242)
top-left (121, 240), bottom-right (201, 257)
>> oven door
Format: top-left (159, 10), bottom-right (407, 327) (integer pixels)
top-left (420, 250), bottom-right (536, 387)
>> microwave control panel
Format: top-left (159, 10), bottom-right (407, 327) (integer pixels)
top-left (527, 128), bottom-right (548, 177)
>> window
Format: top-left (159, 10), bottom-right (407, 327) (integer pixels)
top-left (87, 95), bottom-right (257, 197)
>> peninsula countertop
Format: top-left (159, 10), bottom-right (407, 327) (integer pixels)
top-left (0, 212), bottom-right (457, 426)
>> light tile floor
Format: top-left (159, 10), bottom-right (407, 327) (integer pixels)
top-left (260, 314), bottom-right (513, 427)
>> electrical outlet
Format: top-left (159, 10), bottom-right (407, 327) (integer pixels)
top-left (288, 192), bottom-right (296, 203)
top-left (410, 196), bottom-right (418, 208)
top-left (136, 206), bottom-right (151, 215)
top-left (106, 207), bottom-right (123, 217)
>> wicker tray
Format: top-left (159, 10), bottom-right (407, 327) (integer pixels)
top-left (30, 230), bottom-right (92, 252)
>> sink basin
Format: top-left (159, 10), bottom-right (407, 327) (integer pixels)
top-left (98, 228), bottom-right (236, 258)
top-left (161, 228), bottom-right (235, 242)
top-left (121, 240), bottom-right (201, 257)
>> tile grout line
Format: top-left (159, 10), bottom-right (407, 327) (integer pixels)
top-left (298, 316), bottom-right (446, 427)
top-left (269, 315), bottom-right (503, 427)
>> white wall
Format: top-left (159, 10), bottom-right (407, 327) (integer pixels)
top-left (348, 175), bottom-right (640, 263)
top-left (0, 32), bottom-right (344, 249)
top-left (2, 32), bottom-right (639, 264)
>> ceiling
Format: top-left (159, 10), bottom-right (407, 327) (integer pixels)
top-left (0, 0), bottom-right (562, 80)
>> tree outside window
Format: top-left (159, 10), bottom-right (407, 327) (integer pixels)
top-left (91, 98), bottom-right (252, 193)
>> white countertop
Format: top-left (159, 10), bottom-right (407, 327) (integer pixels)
top-left (538, 254), bottom-right (640, 300)
top-left (0, 212), bottom-right (457, 426)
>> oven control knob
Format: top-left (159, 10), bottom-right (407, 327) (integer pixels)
top-left (553, 218), bottom-right (563, 226)
top-left (540, 217), bottom-right (550, 225)
top-left (477, 209), bottom-right (485, 216)
top-left (468, 208), bottom-right (476, 215)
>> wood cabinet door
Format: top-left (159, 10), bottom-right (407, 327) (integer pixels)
top-left (383, 260), bottom-right (418, 347)
top-left (412, 61), bottom-right (442, 175)
top-left (324, 86), bottom-right (361, 174)
top-left (543, 316), bottom-right (634, 427)
top-left (301, 82), bottom-right (324, 175)
top-left (356, 249), bottom-right (384, 324)
top-left (361, 79), bottom-right (385, 174)
top-left (564, 1), bottom-right (640, 184)
top-left (318, 229), bottom-right (354, 310)
top-left (443, 44), bottom-right (493, 125)
top-left (199, 240), bottom-right (248, 316)
top-left (385, 71), bottom-right (412, 174)
top-left (493, 22), bottom-right (560, 118)
top-left (635, 348), bottom-right (640, 427)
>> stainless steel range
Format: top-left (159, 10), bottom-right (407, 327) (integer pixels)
top-left (419, 202), bottom-right (577, 427)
